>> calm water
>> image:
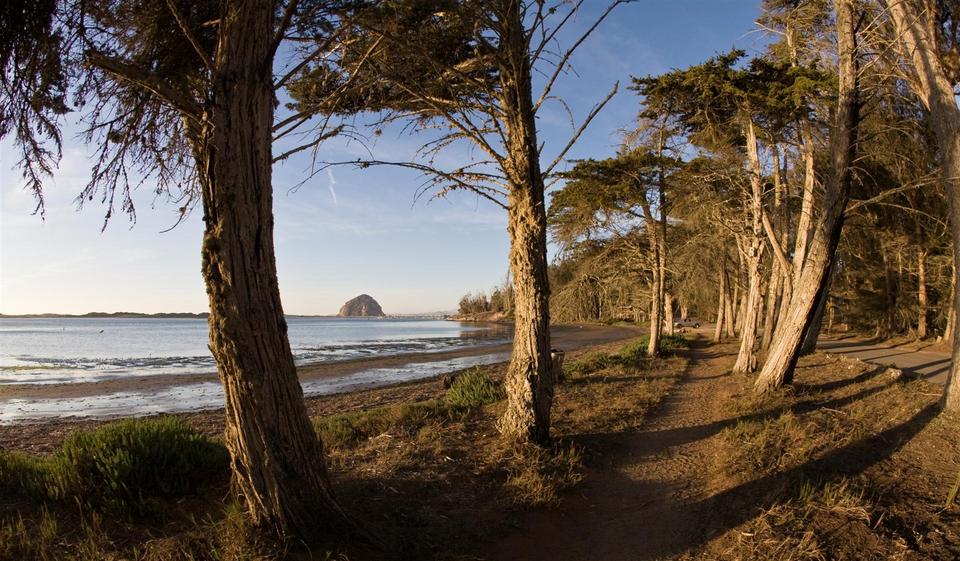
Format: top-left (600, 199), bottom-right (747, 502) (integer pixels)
top-left (0, 317), bottom-right (508, 385)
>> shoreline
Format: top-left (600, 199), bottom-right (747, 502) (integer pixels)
top-left (0, 324), bottom-right (640, 428)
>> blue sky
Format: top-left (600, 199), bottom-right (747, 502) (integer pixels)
top-left (0, 1), bottom-right (765, 315)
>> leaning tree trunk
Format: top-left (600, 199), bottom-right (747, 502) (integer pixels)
top-left (918, 247), bottom-right (928, 339)
top-left (497, 1), bottom-right (554, 443)
top-left (886, 0), bottom-right (960, 411)
top-left (734, 119), bottom-right (766, 374)
top-left (755, 0), bottom-right (860, 393)
top-left (192, 0), bottom-right (343, 539)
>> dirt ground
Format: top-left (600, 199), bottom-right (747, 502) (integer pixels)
top-left (2, 335), bottom-right (957, 561)
top-left (475, 340), bottom-right (960, 561)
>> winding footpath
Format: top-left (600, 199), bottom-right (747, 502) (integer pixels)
top-left (480, 340), bottom-right (740, 561)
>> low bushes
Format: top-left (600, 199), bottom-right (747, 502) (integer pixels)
top-left (0, 417), bottom-right (229, 515)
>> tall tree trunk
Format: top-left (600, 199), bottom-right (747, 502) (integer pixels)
top-left (734, 120), bottom-right (766, 374)
top-left (192, 0), bottom-right (343, 539)
top-left (755, 0), bottom-right (860, 393)
top-left (725, 260), bottom-right (737, 338)
top-left (762, 144), bottom-right (787, 352)
top-left (886, 0), bottom-right (960, 410)
top-left (714, 259), bottom-right (726, 343)
top-left (647, 243), bottom-right (662, 356)
top-left (918, 248), bottom-right (929, 339)
top-left (665, 292), bottom-right (675, 336)
top-left (498, 0), bottom-right (554, 443)
top-left (944, 262), bottom-right (957, 343)
top-left (641, 197), bottom-right (662, 356)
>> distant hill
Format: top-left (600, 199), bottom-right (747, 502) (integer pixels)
top-left (338, 294), bottom-right (385, 317)
top-left (0, 312), bottom-right (209, 319)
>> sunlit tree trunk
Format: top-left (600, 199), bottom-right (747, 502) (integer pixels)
top-left (734, 119), bottom-right (766, 373)
top-left (724, 259), bottom-right (737, 338)
top-left (945, 263), bottom-right (956, 343)
top-left (665, 292), bottom-right (675, 336)
top-left (188, 0), bottom-right (345, 539)
top-left (756, 0), bottom-right (860, 393)
top-left (714, 260), bottom-right (726, 342)
top-left (498, 0), bottom-right (554, 443)
top-left (886, 0), bottom-right (960, 411)
top-left (918, 247), bottom-right (929, 339)
top-left (641, 198), bottom-right (663, 357)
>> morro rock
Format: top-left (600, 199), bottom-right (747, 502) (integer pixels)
top-left (338, 294), bottom-right (385, 317)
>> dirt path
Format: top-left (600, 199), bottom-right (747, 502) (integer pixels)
top-left (478, 339), bottom-right (738, 561)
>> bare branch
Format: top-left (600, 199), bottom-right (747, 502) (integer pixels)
top-left (533, 0), bottom-right (624, 114)
top-left (543, 81), bottom-right (619, 176)
top-left (85, 52), bottom-right (202, 120)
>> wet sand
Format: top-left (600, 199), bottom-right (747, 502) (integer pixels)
top-left (0, 323), bottom-right (640, 424)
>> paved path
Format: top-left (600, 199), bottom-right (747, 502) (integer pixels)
top-left (818, 339), bottom-right (952, 385)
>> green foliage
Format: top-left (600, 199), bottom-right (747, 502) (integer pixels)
top-left (0, 417), bottom-right (229, 515)
top-left (444, 368), bottom-right (505, 408)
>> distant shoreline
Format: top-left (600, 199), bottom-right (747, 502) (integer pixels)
top-left (0, 313), bottom-right (454, 319)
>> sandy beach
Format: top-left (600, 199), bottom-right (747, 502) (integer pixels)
top-left (0, 323), bottom-right (640, 447)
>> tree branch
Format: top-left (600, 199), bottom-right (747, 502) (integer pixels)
top-left (164, 0), bottom-right (213, 71)
top-left (533, 0), bottom-right (624, 114)
top-left (543, 81), bottom-right (618, 176)
top-left (85, 52), bottom-right (202, 120)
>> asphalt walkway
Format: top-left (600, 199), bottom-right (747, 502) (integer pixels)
top-left (818, 339), bottom-right (952, 385)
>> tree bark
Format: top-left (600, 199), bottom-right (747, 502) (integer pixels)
top-left (734, 119), bottom-right (766, 374)
top-left (714, 259), bottom-right (726, 342)
top-left (665, 292), bottom-right (675, 336)
top-left (918, 247), bottom-right (929, 339)
top-left (724, 259), bottom-right (737, 338)
top-left (945, 262), bottom-right (956, 343)
top-left (886, 0), bottom-right (960, 411)
top-left (755, 0), bottom-right (860, 393)
top-left (762, 144), bottom-right (787, 352)
top-left (188, 0), bottom-right (344, 539)
top-left (641, 198), bottom-right (662, 357)
top-left (497, 0), bottom-right (554, 443)
top-left (799, 265), bottom-right (831, 357)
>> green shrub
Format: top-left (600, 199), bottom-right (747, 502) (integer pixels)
top-left (0, 417), bottom-right (229, 515)
top-left (444, 369), bottom-right (505, 408)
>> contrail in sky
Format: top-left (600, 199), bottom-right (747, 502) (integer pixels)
top-left (326, 168), bottom-right (338, 205)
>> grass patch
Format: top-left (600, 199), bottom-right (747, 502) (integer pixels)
top-left (0, 417), bottom-right (228, 516)
top-left (504, 442), bottom-right (584, 507)
top-left (315, 367), bottom-right (507, 450)
top-left (444, 368), bottom-right (505, 408)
